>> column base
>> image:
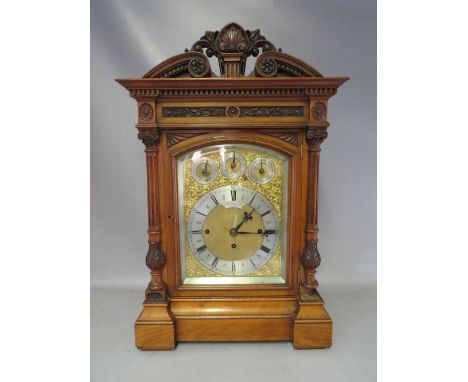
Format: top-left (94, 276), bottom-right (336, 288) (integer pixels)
top-left (135, 302), bottom-right (175, 350)
top-left (293, 291), bottom-right (332, 349)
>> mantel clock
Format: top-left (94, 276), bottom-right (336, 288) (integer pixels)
top-left (116, 23), bottom-right (348, 349)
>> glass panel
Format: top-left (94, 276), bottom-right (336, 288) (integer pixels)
top-left (177, 143), bottom-right (289, 285)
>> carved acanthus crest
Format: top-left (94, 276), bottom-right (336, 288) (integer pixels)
top-left (191, 22), bottom-right (276, 76)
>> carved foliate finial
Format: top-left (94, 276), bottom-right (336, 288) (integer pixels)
top-left (191, 22), bottom-right (276, 76)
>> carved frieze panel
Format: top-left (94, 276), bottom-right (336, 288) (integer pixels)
top-left (162, 106), bottom-right (304, 118)
top-left (239, 106), bottom-right (303, 117)
top-left (162, 107), bottom-right (226, 118)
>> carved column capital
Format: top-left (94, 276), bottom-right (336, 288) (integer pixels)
top-left (137, 128), bottom-right (160, 148)
top-left (306, 126), bottom-right (328, 148)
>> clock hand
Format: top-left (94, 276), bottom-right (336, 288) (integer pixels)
top-left (201, 160), bottom-right (209, 176)
top-left (234, 208), bottom-right (255, 231)
top-left (259, 159), bottom-right (265, 175)
top-left (231, 152), bottom-right (237, 169)
top-left (236, 230), bottom-right (277, 235)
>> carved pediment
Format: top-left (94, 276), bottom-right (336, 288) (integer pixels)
top-left (143, 23), bottom-right (323, 79)
top-left (144, 51), bottom-right (212, 78)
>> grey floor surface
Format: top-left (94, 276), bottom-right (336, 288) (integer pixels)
top-left (91, 282), bottom-right (376, 382)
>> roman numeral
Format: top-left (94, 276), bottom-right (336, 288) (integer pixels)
top-left (232, 262), bottom-right (236, 274)
top-left (210, 195), bottom-right (219, 205)
top-left (197, 245), bottom-right (207, 253)
top-left (260, 245), bottom-right (271, 253)
top-left (211, 257), bottom-right (219, 268)
top-left (250, 259), bottom-right (256, 268)
top-left (231, 190), bottom-right (236, 201)
top-left (190, 230), bottom-right (202, 234)
top-left (249, 193), bottom-right (257, 205)
top-left (261, 210), bottom-right (271, 217)
top-left (263, 229), bottom-right (276, 235)
top-left (196, 211), bottom-right (207, 216)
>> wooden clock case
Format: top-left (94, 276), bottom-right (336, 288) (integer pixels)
top-left (117, 23), bottom-right (348, 350)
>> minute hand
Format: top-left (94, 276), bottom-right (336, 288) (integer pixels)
top-left (234, 208), bottom-right (255, 231)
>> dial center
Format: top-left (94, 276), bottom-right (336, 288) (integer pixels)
top-left (202, 205), bottom-right (264, 261)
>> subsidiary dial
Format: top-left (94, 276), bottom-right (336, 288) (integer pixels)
top-left (191, 157), bottom-right (218, 184)
top-left (220, 151), bottom-right (247, 179)
top-left (249, 157), bottom-right (275, 184)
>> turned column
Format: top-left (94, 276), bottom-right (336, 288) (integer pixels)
top-left (137, 127), bottom-right (167, 302)
top-left (300, 103), bottom-right (329, 295)
top-left (134, 98), bottom-right (167, 303)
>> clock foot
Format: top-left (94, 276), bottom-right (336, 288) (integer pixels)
top-left (135, 302), bottom-right (175, 350)
top-left (293, 291), bottom-right (332, 349)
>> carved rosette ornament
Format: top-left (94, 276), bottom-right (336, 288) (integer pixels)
top-left (139, 103), bottom-right (154, 121)
top-left (311, 102), bottom-right (327, 121)
top-left (256, 57), bottom-right (278, 77)
top-left (188, 56), bottom-right (210, 77)
top-left (227, 106), bottom-right (239, 117)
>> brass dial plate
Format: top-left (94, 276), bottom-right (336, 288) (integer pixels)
top-left (177, 144), bottom-right (289, 285)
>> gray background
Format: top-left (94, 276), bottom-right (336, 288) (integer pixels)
top-left (91, 0), bottom-right (376, 381)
